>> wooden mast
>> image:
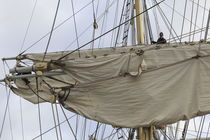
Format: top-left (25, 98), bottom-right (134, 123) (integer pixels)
top-left (135, 0), bottom-right (144, 44)
top-left (134, 0), bottom-right (153, 140)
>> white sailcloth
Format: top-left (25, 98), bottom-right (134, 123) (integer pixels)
top-left (11, 43), bottom-right (210, 128)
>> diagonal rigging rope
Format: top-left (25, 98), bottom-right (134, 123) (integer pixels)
top-left (64, 0), bottom-right (118, 51)
top-left (153, 0), bottom-right (179, 42)
top-left (162, 2), bottom-right (200, 29)
top-left (42, 0), bottom-right (61, 61)
top-left (180, 0), bottom-right (188, 42)
top-left (32, 114), bottom-right (76, 140)
top-left (70, 0), bottom-right (80, 57)
top-left (19, 0), bottom-right (95, 55)
top-left (0, 62), bottom-right (13, 139)
top-left (192, 0), bottom-right (201, 41)
top-left (60, 105), bottom-right (77, 140)
top-left (0, 89), bottom-right (11, 139)
top-left (168, 0), bottom-right (176, 42)
top-left (57, 0), bottom-right (166, 60)
top-left (19, 0), bottom-right (38, 54)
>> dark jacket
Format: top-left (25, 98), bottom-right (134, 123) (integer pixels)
top-left (157, 37), bottom-right (166, 44)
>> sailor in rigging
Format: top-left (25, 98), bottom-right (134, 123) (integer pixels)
top-left (152, 32), bottom-right (167, 44)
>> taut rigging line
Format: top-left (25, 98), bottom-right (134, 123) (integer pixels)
top-left (57, 0), bottom-right (167, 60)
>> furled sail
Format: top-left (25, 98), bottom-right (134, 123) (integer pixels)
top-left (9, 43), bottom-right (210, 128)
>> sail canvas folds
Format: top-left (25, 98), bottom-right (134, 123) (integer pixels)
top-left (11, 43), bottom-right (210, 128)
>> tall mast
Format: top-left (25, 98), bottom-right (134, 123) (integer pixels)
top-left (135, 0), bottom-right (144, 44)
top-left (134, 1), bottom-right (153, 140)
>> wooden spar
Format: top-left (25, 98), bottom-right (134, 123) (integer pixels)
top-left (137, 127), bottom-right (153, 140)
top-left (134, 0), bottom-right (154, 140)
top-left (135, 0), bottom-right (144, 44)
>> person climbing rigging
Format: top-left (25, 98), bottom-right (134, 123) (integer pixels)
top-left (152, 32), bottom-right (167, 44)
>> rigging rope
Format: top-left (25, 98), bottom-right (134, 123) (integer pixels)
top-left (70, 0), bottom-right (81, 57)
top-left (189, 0), bottom-right (195, 42)
top-left (192, 0), bottom-right (201, 41)
top-left (7, 105), bottom-right (14, 140)
top-left (19, 98), bottom-right (25, 140)
top-left (114, 0), bottom-right (127, 48)
top-left (64, 0), bottom-right (117, 51)
top-left (170, 26), bottom-right (208, 42)
top-left (200, 0), bottom-right (207, 40)
top-left (42, 0), bottom-right (61, 61)
top-left (97, 0), bottom-right (110, 48)
top-left (153, 0), bottom-right (179, 42)
top-left (60, 105), bottom-right (77, 140)
top-left (0, 89), bottom-right (11, 139)
top-left (51, 104), bottom-right (59, 140)
top-left (90, 0), bottom-right (98, 53)
top-left (206, 122), bottom-right (210, 139)
top-left (168, 0), bottom-right (176, 42)
top-left (100, 124), bottom-right (106, 139)
top-left (144, 0), bottom-right (154, 43)
top-left (76, 115), bottom-right (79, 138)
top-left (36, 77), bottom-right (43, 140)
top-left (55, 104), bottom-right (63, 140)
top-left (110, 0), bottom-right (120, 47)
top-left (19, 0), bottom-right (95, 55)
top-left (81, 118), bottom-right (87, 140)
top-left (32, 114), bottom-right (76, 140)
top-left (57, 0), bottom-right (166, 60)
top-left (180, 0), bottom-right (188, 42)
top-left (151, 0), bottom-right (160, 37)
top-left (19, 0), bottom-right (38, 54)
top-left (162, 2), bottom-right (200, 29)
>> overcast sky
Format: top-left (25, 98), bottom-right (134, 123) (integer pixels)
top-left (1, 0), bottom-right (210, 140)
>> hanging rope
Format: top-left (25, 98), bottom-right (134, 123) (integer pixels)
top-left (90, 0), bottom-right (99, 54)
top-left (57, 0), bottom-right (166, 60)
top-left (42, 0), bottom-right (61, 61)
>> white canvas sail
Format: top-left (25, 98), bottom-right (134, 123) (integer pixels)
top-left (10, 43), bottom-right (210, 128)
